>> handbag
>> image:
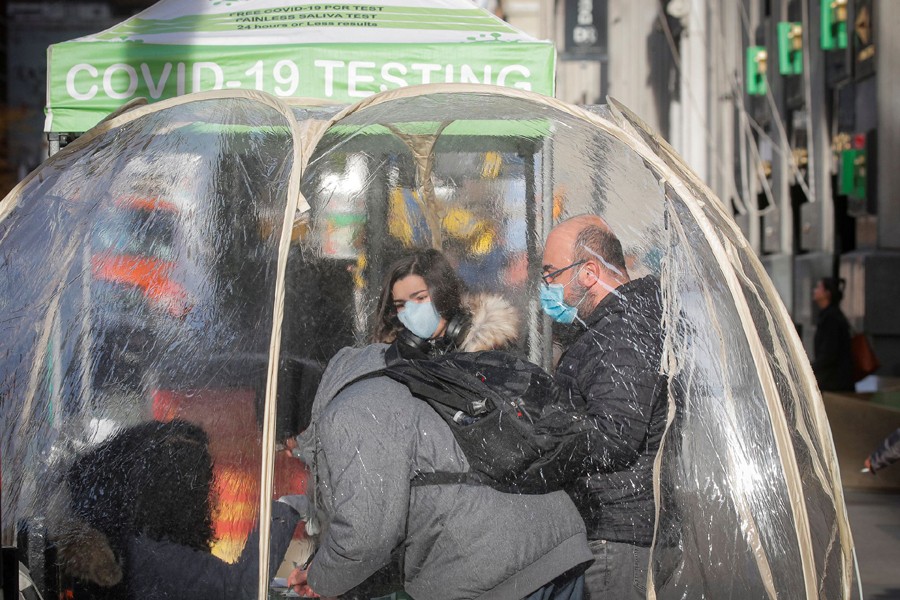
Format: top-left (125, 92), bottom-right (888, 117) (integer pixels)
top-left (851, 333), bottom-right (880, 382)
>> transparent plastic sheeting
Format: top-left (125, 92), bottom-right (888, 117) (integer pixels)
top-left (0, 87), bottom-right (852, 599)
top-left (0, 98), bottom-right (309, 598)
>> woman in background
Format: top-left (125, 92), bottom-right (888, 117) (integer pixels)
top-left (812, 277), bottom-right (854, 392)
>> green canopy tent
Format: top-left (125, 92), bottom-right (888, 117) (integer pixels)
top-left (44, 0), bottom-right (556, 137)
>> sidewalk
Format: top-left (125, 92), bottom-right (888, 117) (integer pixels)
top-left (846, 490), bottom-right (900, 600)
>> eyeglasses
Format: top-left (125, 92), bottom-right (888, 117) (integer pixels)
top-left (541, 260), bottom-right (586, 285)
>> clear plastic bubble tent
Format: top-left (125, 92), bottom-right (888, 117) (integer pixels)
top-left (0, 84), bottom-right (854, 599)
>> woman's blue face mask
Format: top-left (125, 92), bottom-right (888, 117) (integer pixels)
top-left (398, 300), bottom-right (442, 339)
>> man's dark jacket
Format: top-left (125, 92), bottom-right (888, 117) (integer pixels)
top-left (553, 276), bottom-right (667, 547)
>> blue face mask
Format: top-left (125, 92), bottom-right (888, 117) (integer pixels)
top-left (397, 300), bottom-right (442, 339)
top-left (540, 283), bottom-right (579, 324)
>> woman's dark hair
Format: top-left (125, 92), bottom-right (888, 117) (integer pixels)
top-left (372, 248), bottom-right (467, 343)
top-left (67, 419), bottom-right (216, 592)
top-left (820, 277), bottom-right (846, 306)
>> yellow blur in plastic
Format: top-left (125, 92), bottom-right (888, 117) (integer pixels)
top-left (443, 207), bottom-right (495, 255)
top-left (481, 151), bottom-right (503, 179)
top-left (388, 188), bottom-right (416, 246)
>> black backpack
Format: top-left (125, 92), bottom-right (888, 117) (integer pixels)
top-left (340, 343), bottom-right (579, 494)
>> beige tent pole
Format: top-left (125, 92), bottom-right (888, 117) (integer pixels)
top-left (384, 121), bottom-right (453, 250)
top-left (256, 97), bottom-right (311, 600)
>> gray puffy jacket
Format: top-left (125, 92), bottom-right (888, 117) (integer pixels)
top-left (301, 344), bottom-right (592, 600)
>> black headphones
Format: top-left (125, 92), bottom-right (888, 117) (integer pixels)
top-left (395, 311), bottom-right (472, 356)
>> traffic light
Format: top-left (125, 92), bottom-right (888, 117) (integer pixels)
top-left (778, 22), bottom-right (803, 75)
top-left (747, 46), bottom-right (767, 96)
top-left (838, 148), bottom-right (865, 200)
top-left (821, 0), bottom-right (848, 50)
top-left (834, 131), bottom-right (877, 216)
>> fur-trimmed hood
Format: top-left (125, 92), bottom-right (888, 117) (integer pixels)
top-left (54, 517), bottom-right (124, 588)
top-left (46, 482), bottom-right (123, 589)
top-left (458, 293), bottom-right (520, 352)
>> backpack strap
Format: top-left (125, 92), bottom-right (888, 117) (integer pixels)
top-left (329, 350), bottom-right (490, 490)
top-left (383, 343), bottom-right (495, 416)
top-left (332, 369), bottom-right (387, 398)
top-left (410, 471), bottom-right (487, 487)
top-left (332, 365), bottom-right (478, 415)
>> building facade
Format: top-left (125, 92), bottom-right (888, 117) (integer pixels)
top-left (7, 0), bottom-right (898, 377)
top-left (505, 0), bottom-right (900, 380)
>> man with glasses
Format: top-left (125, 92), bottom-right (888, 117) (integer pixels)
top-left (540, 215), bottom-right (667, 600)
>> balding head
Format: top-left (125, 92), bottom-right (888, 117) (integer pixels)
top-left (542, 215), bottom-right (629, 318)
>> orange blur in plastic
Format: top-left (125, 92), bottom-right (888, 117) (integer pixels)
top-left (152, 388), bottom-right (308, 562)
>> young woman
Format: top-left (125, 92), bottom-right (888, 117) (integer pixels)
top-left (372, 248), bottom-right (520, 354)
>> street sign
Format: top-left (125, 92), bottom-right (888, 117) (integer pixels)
top-left (563, 0), bottom-right (607, 59)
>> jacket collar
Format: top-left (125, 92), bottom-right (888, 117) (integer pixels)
top-left (581, 275), bottom-right (660, 329)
